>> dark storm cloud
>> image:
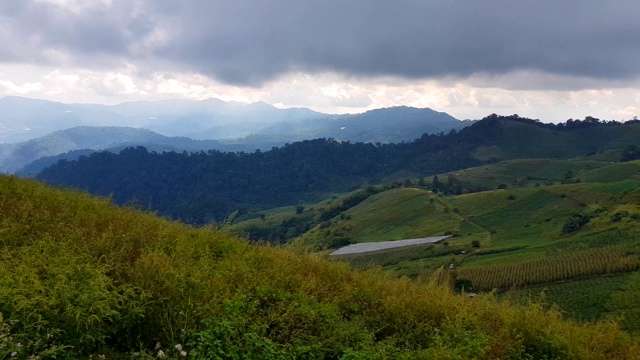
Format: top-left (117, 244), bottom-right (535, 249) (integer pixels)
top-left (0, 1), bottom-right (153, 65)
top-left (2, 0), bottom-right (640, 87)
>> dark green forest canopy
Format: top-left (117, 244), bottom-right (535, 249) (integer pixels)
top-left (38, 115), bottom-right (640, 224)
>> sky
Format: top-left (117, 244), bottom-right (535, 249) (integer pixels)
top-left (1, 0), bottom-right (640, 122)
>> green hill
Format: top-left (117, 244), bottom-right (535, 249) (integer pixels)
top-left (1, 175), bottom-right (639, 358)
top-left (292, 188), bottom-right (456, 250)
top-left (283, 161), bottom-right (640, 332)
top-left (229, 157), bottom-right (612, 244)
top-left (427, 157), bottom-right (613, 190)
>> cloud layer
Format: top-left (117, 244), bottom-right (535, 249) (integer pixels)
top-left (1, 1), bottom-right (639, 122)
top-left (3, 0), bottom-right (640, 88)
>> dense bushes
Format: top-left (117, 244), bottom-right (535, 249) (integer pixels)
top-left (562, 211), bottom-right (594, 234)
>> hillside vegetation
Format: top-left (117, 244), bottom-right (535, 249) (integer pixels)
top-left (1, 175), bottom-right (639, 358)
top-left (277, 159), bottom-right (640, 332)
top-left (37, 115), bottom-right (640, 224)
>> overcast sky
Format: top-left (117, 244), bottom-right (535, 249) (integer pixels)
top-left (1, 0), bottom-right (639, 122)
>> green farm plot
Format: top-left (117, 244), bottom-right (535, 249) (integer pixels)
top-left (505, 274), bottom-right (633, 322)
top-left (580, 161), bottom-right (640, 183)
top-left (455, 246), bottom-right (640, 291)
top-left (340, 188), bottom-right (457, 243)
top-left (545, 181), bottom-right (640, 204)
top-left (549, 228), bottom-right (640, 252)
top-left (604, 271), bottom-right (640, 332)
top-left (470, 159), bottom-right (607, 183)
top-left (317, 181), bottom-right (640, 296)
top-left (506, 270), bottom-right (640, 332)
top-left (578, 149), bottom-right (624, 162)
top-left (446, 188), bottom-right (579, 248)
top-left (422, 157), bottom-right (626, 193)
top-left (294, 188), bottom-right (466, 250)
top-left (458, 247), bottom-right (549, 268)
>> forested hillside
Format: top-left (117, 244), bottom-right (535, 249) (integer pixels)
top-left (38, 115), bottom-right (640, 224)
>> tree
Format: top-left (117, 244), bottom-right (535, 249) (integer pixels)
top-left (561, 213), bottom-right (592, 234)
top-left (431, 176), bottom-right (440, 192)
top-left (471, 240), bottom-right (481, 248)
top-left (446, 175), bottom-right (461, 195)
top-left (295, 205), bottom-right (304, 214)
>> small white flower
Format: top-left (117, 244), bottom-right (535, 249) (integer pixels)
top-left (157, 349), bottom-right (166, 358)
top-left (174, 344), bottom-right (182, 351)
top-left (180, 350), bottom-right (187, 357)
top-left (11, 352), bottom-right (17, 358)
top-left (155, 342), bottom-right (162, 350)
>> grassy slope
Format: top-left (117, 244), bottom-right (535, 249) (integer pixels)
top-left (294, 188), bottom-right (457, 249)
top-left (294, 159), bottom-right (636, 251)
top-left (423, 157), bottom-right (618, 191)
top-left (285, 159), bottom-right (640, 332)
top-left (4, 176), bottom-right (639, 358)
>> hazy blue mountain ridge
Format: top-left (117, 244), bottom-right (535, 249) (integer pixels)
top-left (1, 126), bottom-right (286, 174)
top-left (0, 96), bottom-right (467, 143)
top-left (0, 96), bottom-right (328, 143)
top-left (255, 106), bottom-right (472, 143)
top-left (1, 97), bottom-right (470, 174)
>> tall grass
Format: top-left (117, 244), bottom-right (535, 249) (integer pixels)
top-left (1, 175), bottom-right (639, 358)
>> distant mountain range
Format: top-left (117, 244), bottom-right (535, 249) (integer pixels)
top-left (0, 96), bottom-right (471, 174)
top-left (0, 96), bottom-right (324, 143)
top-left (252, 106), bottom-right (472, 143)
top-left (1, 126), bottom-right (286, 175)
top-left (0, 96), bottom-right (468, 144)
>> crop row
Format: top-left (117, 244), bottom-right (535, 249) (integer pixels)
top-left (456, 248), bottom-right (640, 291)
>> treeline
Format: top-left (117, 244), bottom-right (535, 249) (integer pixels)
top-left (488, 113), bottom-right (640, 131)
top-left (38, 124), bottom-right (491, 223)
top-left (37, 115), bottom-right (640, 224)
